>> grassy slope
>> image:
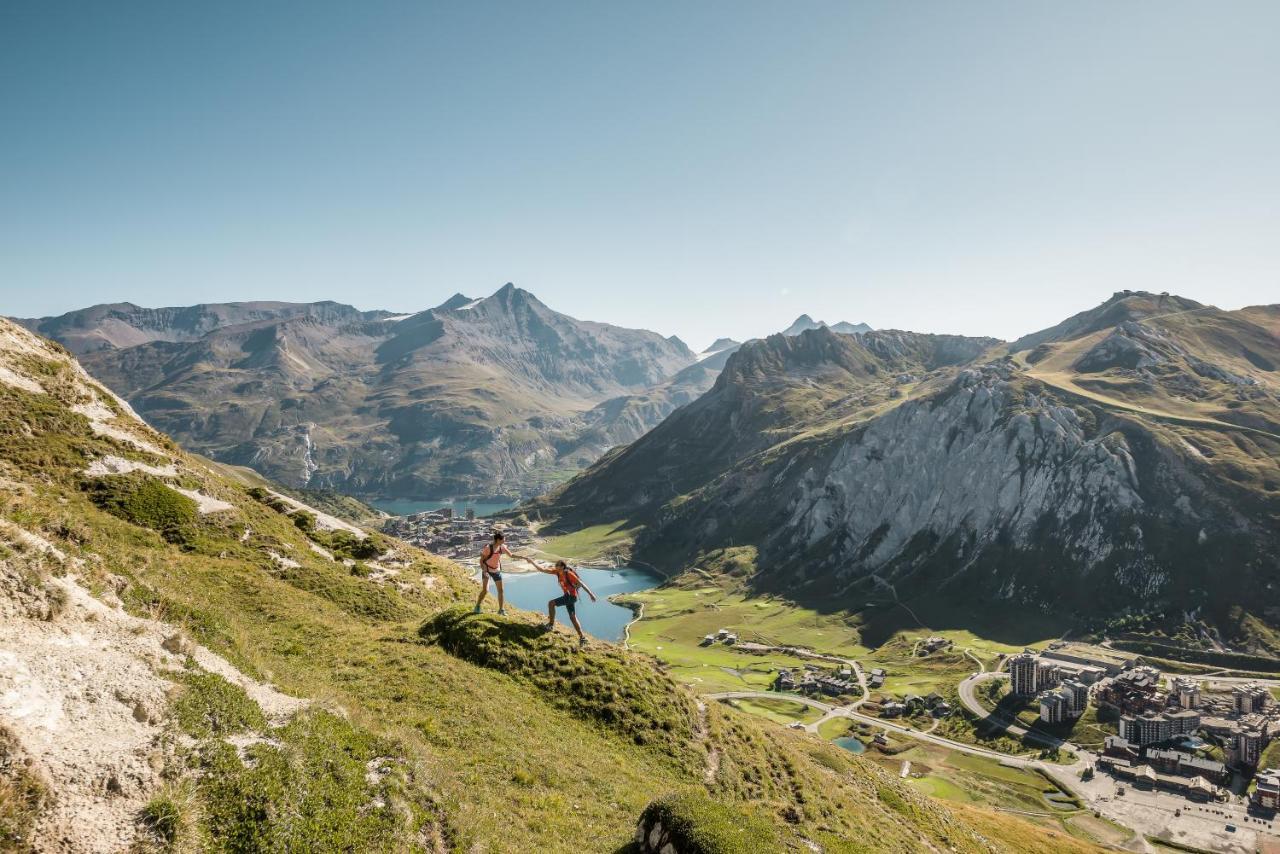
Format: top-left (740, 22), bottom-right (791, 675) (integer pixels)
top-left (0, 331), bottom-right (1099, 852)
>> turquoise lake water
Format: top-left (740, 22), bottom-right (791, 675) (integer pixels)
top-left (834, 736), bottom-right (866, 754)
top-left (372, 498), bottom-right (518, 518)
top-left (495, 565), bottom-right (661, 641)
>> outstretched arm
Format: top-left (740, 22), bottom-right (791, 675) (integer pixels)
top-left (578, 580), bottom-right (597, 602)
top-left (522, 556), bottom-right (555, 573)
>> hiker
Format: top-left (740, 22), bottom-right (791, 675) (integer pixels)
top-left (524, 558), bottom-right (596, 647)
top-left (474, 531), bottom-right (512, 615)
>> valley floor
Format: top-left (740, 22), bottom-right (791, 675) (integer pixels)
top-left (615, 572), bottom-right (1280, 853)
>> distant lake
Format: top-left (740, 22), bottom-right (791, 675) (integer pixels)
top-left (834, 736), bottom-right (866, 754)
top-left (498, 565), bottom-right (661, 641)
top-left (372, 498), bottom-right (518, 518)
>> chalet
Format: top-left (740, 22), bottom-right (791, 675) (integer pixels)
top-left (921, 636), bottom-right (951, 654)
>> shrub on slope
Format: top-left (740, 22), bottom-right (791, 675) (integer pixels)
top-left (420, 609), bottom-right (702, 765)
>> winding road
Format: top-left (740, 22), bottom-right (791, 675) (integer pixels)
top-left (711, 657), bottom-right (1280, 852)
top-left (709, 689), bottom-right (1057, 768)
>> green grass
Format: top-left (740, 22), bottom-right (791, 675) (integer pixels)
top-left (1258, 737), bottom-right (1280, 770)
top-left (818, 717), bottom-right (858, 740)
top-left (0, 342), bottom-right (1111, 854)
top-left (636, 792), bottom-right (788, 853)
top-left (720, 697), bottom-right (822, 727)
top-left (170, 669), bottom-right (269, 739)
top-left (535, 520), bottom-right (639, 562)
top-left (864, 739), bottom-right (1086, 835)
top-left (86, 473), bottom-right (199, 545)
top-left (195, 710), bottom-right (431, 852)
top-left (140, 782), bottom-right (198, 850)
top-left (0, 728), bottom-right (45, 851)
top-left (421, 609), bottom-right (701, 756)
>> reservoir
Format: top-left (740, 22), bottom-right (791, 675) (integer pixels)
top-left (373, 498), bottom-right (518, 518)
top-left (498, 565), bottom-right (662, 641)
top-left (834, 736), bottom-right (866, 754)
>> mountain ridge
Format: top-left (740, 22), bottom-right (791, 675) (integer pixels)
top-left (527, 292), bottom-right (1280, 650)
top-left (0, 315), bottom-right (1096, 852)
top-left (21, 285), bottom-right (701, 500)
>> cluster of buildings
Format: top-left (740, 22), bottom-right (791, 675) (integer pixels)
top-left (1095, 752), bottom-right (1228, 802)
top-left (382, 509), bottom-right (535, 562)
top-left (700, 628), bottom-right (738, 646)
top-left (879, 692), bottom-right (952, 719)
top-left (1097, 670), bottom-right (1277, 770)
top-left (1083, 665), bottom-right (1280, 811)
top-left (1006, 652), bottom-right (1093, 724)
top-left (774, 665), bottom-right (859, 698)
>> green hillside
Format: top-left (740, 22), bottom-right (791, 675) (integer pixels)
top-left (0, 319), bottom-right (1100, 851)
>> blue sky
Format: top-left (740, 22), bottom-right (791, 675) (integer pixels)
top-left (2, 2), bottom-right (1277, 349)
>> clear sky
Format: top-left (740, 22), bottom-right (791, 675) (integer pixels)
top-left (2, 2), bottom-right (1277, 350)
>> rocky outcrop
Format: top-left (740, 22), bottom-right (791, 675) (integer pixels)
top-left (786, 364), bottom-right (1144, 576)
top-left (538, 293), bottom-right (1280, 624)
top-left (1074, 321), bottom-right (1177, 372)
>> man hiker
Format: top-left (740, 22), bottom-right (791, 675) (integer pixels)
top-left (474, 531), bottom-right (512, 615)
top-left (524, 558), bottom-right (596, 647)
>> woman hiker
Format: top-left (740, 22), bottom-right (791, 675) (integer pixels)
top-left (474, 531), bottom-right (512, 615)
top-left (523, 558), bottom-right (596, 647)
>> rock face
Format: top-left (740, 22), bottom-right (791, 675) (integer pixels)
top-left (786, 364), bottom-right (1143, 577)
top-left (533, 292), bottom-right (1280, 634)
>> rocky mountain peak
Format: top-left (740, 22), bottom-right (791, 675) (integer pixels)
top-left (1011, 291), bottom-right (1208, 352)
top-left (703, 337), bottom-right (740, 354)
top-left (434, 293), bottom-right (475, 311)
top-left (781, 314), bottom-right (823, 336)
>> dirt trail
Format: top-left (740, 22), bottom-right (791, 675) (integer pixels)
top-left (0, 523), bottom-right (305, 852)
top-left (693, 700), bottom-right (720, 785)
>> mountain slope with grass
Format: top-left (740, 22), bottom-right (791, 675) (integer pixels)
top-left (0, 317), bottom-right (1098, 851)
top-left (528, 292), bottom-right (1280, 651)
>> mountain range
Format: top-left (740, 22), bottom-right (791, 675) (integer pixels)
top-left (17, 292), bottom-right (872, 503)
top-left (527, 291), bottom-right (1280, 649)
top-left (0, 315), bottom-right (1087, 852)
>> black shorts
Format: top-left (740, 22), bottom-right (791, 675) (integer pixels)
top-left (551, 593), bottom-right (578, 614)
top-left (483, 568), bottom-right (502, 582)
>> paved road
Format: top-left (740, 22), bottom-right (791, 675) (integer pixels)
top-left (710, 690), bottom-right (1052, 767)
top-left (955, 672), bottom-right (1081, 753)
top-left (711, 678), bottom-right (1280, 853)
